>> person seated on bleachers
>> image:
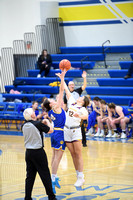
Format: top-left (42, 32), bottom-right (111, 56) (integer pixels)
top-left (95, 100), bottom-right (112, 138)
top-left (92, 97), bottom-right (102, 137)
top-left (124, 62), bottom-right (133, 79)
top-left (108, 103), bottom-right (132, 139)
top-left (86, 95), bottom-right (95, 136)
top-left (37, 49), bottom-right (52, 78)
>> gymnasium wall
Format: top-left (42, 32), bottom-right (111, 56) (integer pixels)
top-left (0, 0), bottom-right (58, 52)
top-left (59, 0), bottom-right (133, 46)
top-left (0, 0), bottom-right (133, 51)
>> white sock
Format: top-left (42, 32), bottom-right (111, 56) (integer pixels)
top-left (78, 172), bottom-right (84, 178)
top-left (90, 127), bottom-right (93, 133)
top-left (76, 170), bottom-right (79, 176)
top-left (108, 130), bottom-right (112, 134)
top-left (51, 174), bottom-right (56, 182)
top-left (97, 128), bottom-right (100, 133)
top-left (101, 129), bottom-right (104, 134)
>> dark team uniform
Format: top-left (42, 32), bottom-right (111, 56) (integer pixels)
top-left (22, 120), bottom-right (56, 200)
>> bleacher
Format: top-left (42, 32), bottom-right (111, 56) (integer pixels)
top-left (0, 45), bottom-right (133, 131)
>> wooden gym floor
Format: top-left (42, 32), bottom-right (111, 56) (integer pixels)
top-left (0, 134), bottom-right (133, 200)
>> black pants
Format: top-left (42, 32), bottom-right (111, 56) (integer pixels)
top-left (81, 120), bottom-right (87, 145)
top-left (39, 64), bottom-right (50, 77)
top-left (25, 148), bottom-right (56, 200)
top-left (127, 63), bottom-right (133, 76)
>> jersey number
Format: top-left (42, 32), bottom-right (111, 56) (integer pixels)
top-left (69, 111), bottom-right (74, 117)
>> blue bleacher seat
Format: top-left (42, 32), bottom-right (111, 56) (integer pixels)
top-left (5, 86), bottom-right (59, 94)
top-left (52, 61), bottom-right (95, 69)
top-left (51, 53), bottom-right (104, 61)
top-left (2, 94), bottom-right (51, 102)
top-left (27, 69), bottom-right (83, 77)
top-left (119, 61), bottom-right (133, 69)
top-left (86, 87), bottom-right (133, 95)
top-left (60, 46), bottom-right (133, 54)
top-left (15, 77), bottom-right (73, 85)
top-left (108, 70), bottom-right (133, 78)
top-left (97, 78), bottom-right (133, 86)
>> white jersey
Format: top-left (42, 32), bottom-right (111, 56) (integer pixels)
top-left (65, 95), bottom-right (88, 127)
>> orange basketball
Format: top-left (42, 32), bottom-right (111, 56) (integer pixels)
top-left (59, 59), bottom-right (71, 71)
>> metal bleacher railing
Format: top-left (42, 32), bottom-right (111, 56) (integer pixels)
top-left (102, 40), bottom-right (110, 68)
top-left (0, 18), bottom-right (66, 93)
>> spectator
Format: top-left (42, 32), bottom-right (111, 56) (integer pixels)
top-left (124, 62), bottom-right (133, 79)
top-left (22, 108), bottom-right (56, 200)
top-left (37, 49), bottom-right (52, 78)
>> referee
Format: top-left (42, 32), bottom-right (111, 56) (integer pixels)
top-left (22, 108), bottom-right (57, 200)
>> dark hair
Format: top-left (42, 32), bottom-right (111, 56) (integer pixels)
top-left (83, 96), bottom-right (90, 108)
top-left (93, 97), bottom-right (101, 101)
top-left (100, 100), bottom-right (106, 105)
top-left (43, 99), bottom-right (51, 112)
top-left (42, 96), bottom-right (47, 103)
top-left (41, 49), bottom-right (47, 55)
top-left (108, 102), bottom-right (116, 109)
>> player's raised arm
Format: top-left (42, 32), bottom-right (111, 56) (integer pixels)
top-left (55, 70), bottom-right (66, 107)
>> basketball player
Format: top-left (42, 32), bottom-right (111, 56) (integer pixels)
top-left (58, 73), bottom-right (89, 187)
top-left (86, 95), bottom-right (95, 136)
top-left (43, 71), bottom-right (66, 194)
top-left (108, 103), bottom-right (132, 138)
top-left (93, 97), bottom-right (102, 137)
top-left (96, 100), bottom-right (112, 137)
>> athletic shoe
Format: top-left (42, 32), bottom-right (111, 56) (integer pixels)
top-left (74, 177), bottom-right (85, 187)
top-left (99, 132), bottom-right (104, 137)
top-left (94, 132), bottom-right (100, 137)
top-left (106, 132), bottom-right (112, 138)
top-left (86, 131), bottom-right (92, 136)
top-left (52, 181), bottom-right (56, 194)
top-left (37, 74), bottom-right (41, 78)
top-left (121, 132), bottom-right (127, 139)
top-left (112, 133), bottom-right (119, 138)
top-left (55, 177), bottom-right (61, 188)
top-left (83, 143), bottom-right (87, 147)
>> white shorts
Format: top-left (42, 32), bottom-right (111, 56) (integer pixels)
top-left (64, 126), bottom-right (82, 142)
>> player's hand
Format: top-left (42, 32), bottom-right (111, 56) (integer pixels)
top-left (42, 118), bottom-right (50, 125)
top-left (82, 71), bottom-right (87, 78)
top-left (60, 70), bottom-right (66, 79)
top-left (56, 70), bottom-right (66, 79)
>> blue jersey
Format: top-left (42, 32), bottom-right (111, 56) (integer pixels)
top-left (48, 108), bottom-right (66, 129)
top-left (48, 108), bottom-right (66, 150)
top-left (102, 105), bottom-right (108, 116)
top-left (113, 107), bottom-right (130, 118)
top-left (87, 103), bottom-right (93, 114)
